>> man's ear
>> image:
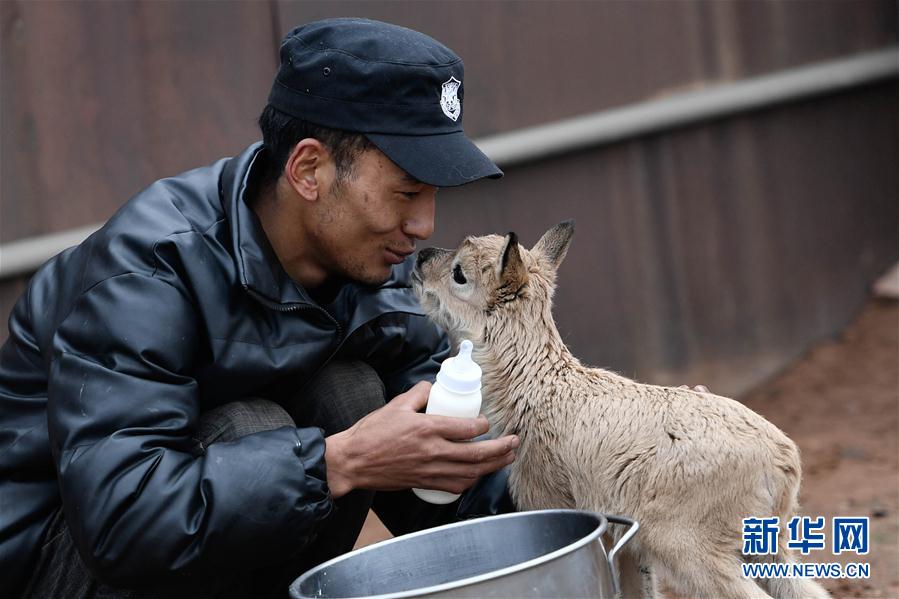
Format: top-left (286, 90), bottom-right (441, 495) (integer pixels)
top-left (497, 232), bottom-right (527, 285)
top-left (283, 138), bottom-right (329, 201)
top-left (532, 220), bottom-right (574, 270)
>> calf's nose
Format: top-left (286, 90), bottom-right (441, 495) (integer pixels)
top-left (416, 247), bottom-right (439, 267)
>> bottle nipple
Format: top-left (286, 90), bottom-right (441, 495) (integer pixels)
top-left (456, 340), bottom-right (474, 365)
top-left (436, 339), bottom-right (482, 394)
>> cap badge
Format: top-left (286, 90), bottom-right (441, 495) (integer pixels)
top-left (440, 76), bottom-right (461, 122)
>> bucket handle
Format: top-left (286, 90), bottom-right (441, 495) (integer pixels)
top-left (602, 514), bottom-right (640, 597)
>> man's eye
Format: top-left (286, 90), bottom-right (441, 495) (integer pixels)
top-left (452, 264), bottom-right (467, 284)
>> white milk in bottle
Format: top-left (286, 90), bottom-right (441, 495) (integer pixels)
top-left (413, 340), bottom-right (482, 504)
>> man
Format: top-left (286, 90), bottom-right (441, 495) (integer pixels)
top-left (0, 18), bottom-right (518, 598)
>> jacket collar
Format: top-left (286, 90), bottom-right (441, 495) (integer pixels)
top-left (221, 142), bottom-right (312, 307)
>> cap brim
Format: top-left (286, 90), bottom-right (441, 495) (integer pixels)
top-left (365, 131), bottom-right (503, 187)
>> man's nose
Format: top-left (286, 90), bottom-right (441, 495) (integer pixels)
top-left (403, 191), bottom-right (436, 241)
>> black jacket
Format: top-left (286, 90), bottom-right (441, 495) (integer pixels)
top-left (0, 143), bottom-right (510, 595)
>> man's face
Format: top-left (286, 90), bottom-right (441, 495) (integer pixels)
top-left (309, 148), bottom-right (437, 286)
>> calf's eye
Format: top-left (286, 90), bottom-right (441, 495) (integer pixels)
top-left (452, 264), bottom-right (467, 285)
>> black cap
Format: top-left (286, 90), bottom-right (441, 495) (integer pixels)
top-left (268, 18), bottom-right (503, 187)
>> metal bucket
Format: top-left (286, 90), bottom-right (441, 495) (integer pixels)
top-left (289, 509), bottom-right (638, 598)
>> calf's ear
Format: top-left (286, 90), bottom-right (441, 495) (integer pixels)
top-left (497, 232), bottom-right (527, 285)
top-left (533, 220), bottom-right (574, 270)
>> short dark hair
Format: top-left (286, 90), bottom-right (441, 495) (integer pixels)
top-left (257, 104), bottom-right (374, 191)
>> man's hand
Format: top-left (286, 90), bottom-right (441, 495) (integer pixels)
top-left (324, 381), bottom-right (519, 498)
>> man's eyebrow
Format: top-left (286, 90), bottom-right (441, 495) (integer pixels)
top-left (399, 172), bottom-right (423, 185)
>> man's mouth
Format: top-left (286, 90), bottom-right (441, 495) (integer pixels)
top-left (385, 248), bottom-right (413, 265)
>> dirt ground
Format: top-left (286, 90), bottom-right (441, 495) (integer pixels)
top-left (355, 298), bottom-right (899, 598)
top-left (740, 298), bottom-right (899, 598)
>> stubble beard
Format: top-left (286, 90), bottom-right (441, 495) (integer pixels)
top-left (316, 183), bottom-right (393, 288)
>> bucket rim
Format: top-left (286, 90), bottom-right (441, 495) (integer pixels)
top-left (289, 508), bottom-right (610, 599)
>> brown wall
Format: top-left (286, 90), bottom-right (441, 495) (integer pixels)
top-left (430, 81), bottom-right (899, 394)
top-left (2, 0), bottom-right (897, 395)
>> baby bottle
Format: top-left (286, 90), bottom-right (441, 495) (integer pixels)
top-left (413, 340), bottom-right (483, 504)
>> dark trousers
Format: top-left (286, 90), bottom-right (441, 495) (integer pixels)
top-left (23, 361), bottom-right (387, 599)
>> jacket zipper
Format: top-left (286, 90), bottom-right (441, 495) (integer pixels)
top-left (246, 286), bottom-right (430, 389)
top-left (244, 287), bottom-right (343, 338)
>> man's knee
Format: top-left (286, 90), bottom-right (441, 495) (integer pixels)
top-left (293, 360), bottom-right (386, 436)
top-left (197, 399), bottom-right (293, 445)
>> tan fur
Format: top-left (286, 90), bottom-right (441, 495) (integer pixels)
top-left (412, 222), bottom-right (830, 599)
